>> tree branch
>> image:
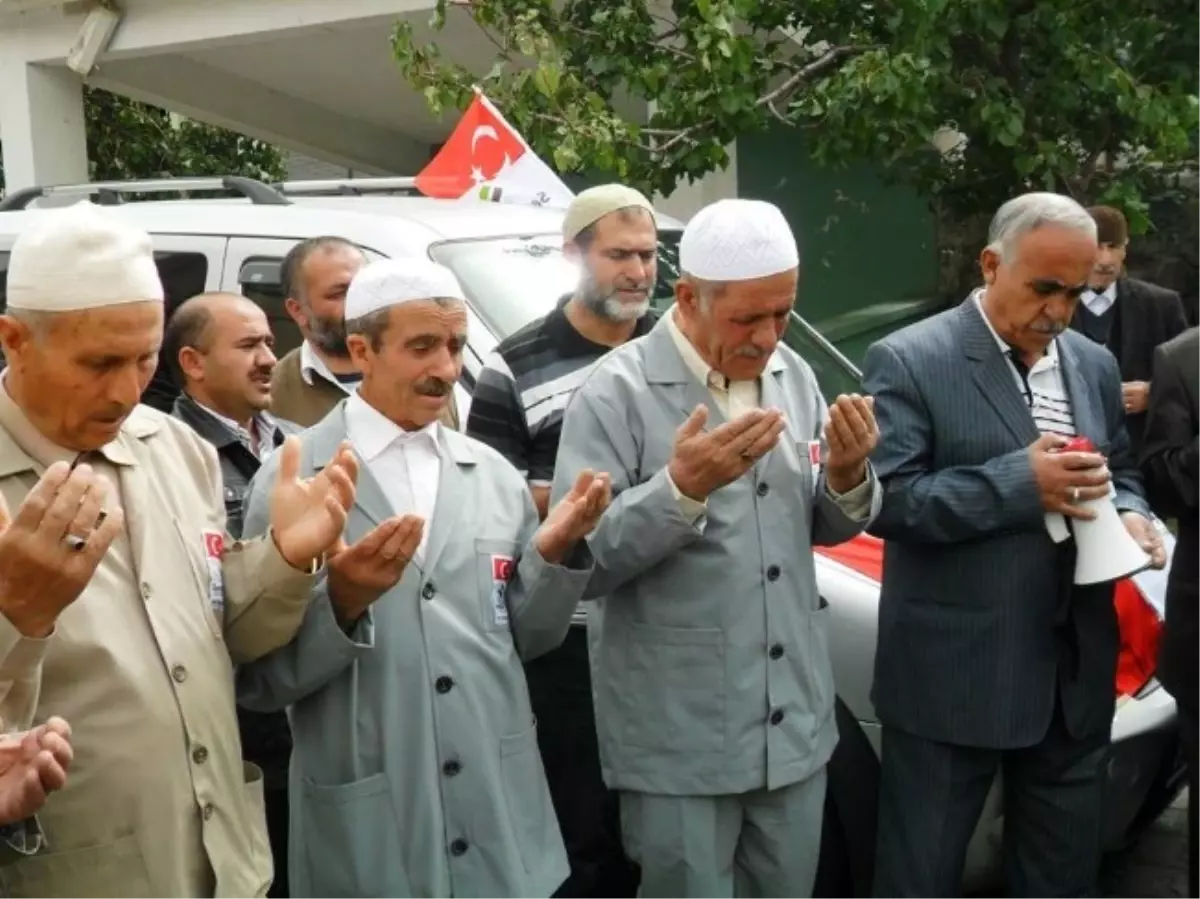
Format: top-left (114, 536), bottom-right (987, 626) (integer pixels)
top-left (651, 44), bottom-right (873, 155)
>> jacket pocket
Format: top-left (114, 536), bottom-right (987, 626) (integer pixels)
top-left (475, 538), bottom-right (521, 634)
top-left (0, 831), bottom-right (151, 897)
top-left (171, 516), bottom-right (224, 640)
top-left (240, 762), bottom-right (273, 894)
top-left (784, 604), bottom-right (835, 739)
top-left (298, 772), bottom-right (409, 898)
top-left (622, 623), bottom-right (726, 752)
top-left (499, 721), bottom-right (556, 875)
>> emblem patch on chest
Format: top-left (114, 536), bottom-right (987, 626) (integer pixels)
top-left (202, 530), bottom-right (226, 619)
top-left (490, 555), bottom-right (515, 626)
top-left (807, 440), bottom-right (822, 494)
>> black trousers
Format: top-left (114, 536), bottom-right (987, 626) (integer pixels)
top-left (524, 627), bottom-right (639, 898)
top-left (873, 702), bottom-right (1109, 897)
top-left (238, 707), bottom-right (292, 898)
top-left (1178, 701), bottom-right (1198, 899)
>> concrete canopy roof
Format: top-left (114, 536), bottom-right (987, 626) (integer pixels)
top-left (0, 0), bottom-right (544, 177)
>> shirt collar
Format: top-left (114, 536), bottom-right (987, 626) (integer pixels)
top-left (188, 396), bottom-right (279, 455)
top-left (300, 341), bottom-right (358, 393)
top-left (1082, 281), bottom-right (1118, 314)
top-left (973, 288), bottom-right (1060, 368)
top-left (345, 391), bottom-right (440, 463)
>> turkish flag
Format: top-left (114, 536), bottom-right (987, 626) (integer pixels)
top-left (416, 93), bottom-right (574, 208)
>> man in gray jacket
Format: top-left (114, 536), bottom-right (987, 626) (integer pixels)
top-left (237, 257), bottom-right (612, 897)
top-left (551, 198), bottom-right (881, 898)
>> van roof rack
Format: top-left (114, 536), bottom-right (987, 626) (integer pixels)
top-left (0, 175), bottom-right (290, 211)
top-left (274, 177), bottom-right (420, 197)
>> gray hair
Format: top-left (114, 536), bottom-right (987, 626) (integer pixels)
top-left (345, 297), bottom-right (462, 352)
top-left (5, 309), bottom-right (53, 339)
top-left (986, 192), bottom-right (1097, 263)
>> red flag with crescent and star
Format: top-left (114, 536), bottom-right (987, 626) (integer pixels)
top-left (415, 92), bottom-right (575, 208)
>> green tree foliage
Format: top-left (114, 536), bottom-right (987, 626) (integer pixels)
top-left (393, 0), bottom-right (1198, 231)
top-left (0, 87), bottom-right (285, 192)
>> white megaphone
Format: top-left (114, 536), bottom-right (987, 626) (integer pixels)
top-left (1044, 437), bottom-right (1152, 585)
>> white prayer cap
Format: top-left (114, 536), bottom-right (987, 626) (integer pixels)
top-left (344, 257), bottom-right (467, 320)
top-left (563, 184), bottom-right (655, 243)
top-left (679, 198), bottom-right (800, 282)
top-left (7, 201), bottom-right (164, 313)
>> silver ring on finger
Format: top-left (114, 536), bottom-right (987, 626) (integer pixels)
top-left (64, 533), bottom-right (88, 552)
top-left (1070, 487), bottom-right (1080, 504)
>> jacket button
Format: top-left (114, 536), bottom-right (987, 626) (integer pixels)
top-left (766, 565), bottom-right (781, 582)
top-left (172, 665), bottom-right (188, 683)
top-left (449, 838), bottom-right (469, 856)
top-left (140, 582), bottom-right (152, 601)
top-left (756, 482), bottom-right (769, 497)
top-left (769, 708), bottom-right (785, 726)
top-left (769, 644), bottom-right (784, 660)
top-left (435, 676), bottom-right (454, 694)
top-left (202, 802), bottom-right (215, 820)
top-left (192, 745), bottom-right (208, 765)
top-left (422, 583), bottom-right (437, 601)
top-left (442, 759), bottom-right (462, 777)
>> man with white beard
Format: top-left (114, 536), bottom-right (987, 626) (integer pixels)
top-left (465, 183), bottom-right (657, 897)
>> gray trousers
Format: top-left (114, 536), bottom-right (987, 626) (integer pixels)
top-left (619, 769), bottom-right (826, 898)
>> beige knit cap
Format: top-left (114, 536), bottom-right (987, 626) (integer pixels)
top-left (562, 184), bottom-right (655, 242)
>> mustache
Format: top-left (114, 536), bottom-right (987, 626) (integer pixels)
top-left (414, 378), bottom-right (454, 397)
top-left (733, 346), bottom-right (769, 359)
top-left (1030, 320), bottom-right (1067, 336)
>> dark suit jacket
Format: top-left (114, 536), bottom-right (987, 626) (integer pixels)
top-left (1070, 277), bottom-right (1189, 452)
top-left (1139, 327), bottom-right (1199, 713)
top-left (862, 299), bottom-right (1150, 750)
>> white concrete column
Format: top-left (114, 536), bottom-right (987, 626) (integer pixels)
top-left (652, 142), bottom-right (739, 223)
top-left (0, 59), bottom-right (89, 193)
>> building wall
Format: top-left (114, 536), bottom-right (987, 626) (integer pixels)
top-left (284, 150), bottom-right (369, 181)
top-left (737, 123), bottom-right (941, 364)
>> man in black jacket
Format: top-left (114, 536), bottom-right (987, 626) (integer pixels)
top-left (1071, 206), bottom-right (1188, 458)
top-left (164, 291), bottom-right (299, 897)
top-left (1139, 326), bottom-right (1199, 898)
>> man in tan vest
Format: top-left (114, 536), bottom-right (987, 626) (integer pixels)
top-left (0, 201), bottom-right (365, 897)
top-left (270, 236), bottom-right (460, 430)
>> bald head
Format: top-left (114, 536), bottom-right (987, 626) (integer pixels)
top-left (165, 292), bottom-right (277, 425)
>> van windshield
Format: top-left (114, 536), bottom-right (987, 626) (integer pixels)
top-left (430, 231), bottom-right (861, 402)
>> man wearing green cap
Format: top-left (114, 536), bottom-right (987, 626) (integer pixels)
top-left (465, 182), bottom-right (660, 896)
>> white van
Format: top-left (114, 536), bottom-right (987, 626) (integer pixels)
top-left (0, 175), bottom-right (695, 422)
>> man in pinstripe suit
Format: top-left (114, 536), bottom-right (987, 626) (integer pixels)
top-left (862, 193), bottom-right (1167, 897)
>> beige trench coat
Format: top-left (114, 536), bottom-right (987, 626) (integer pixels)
top-left (0, 400), bottom-right (315, 898)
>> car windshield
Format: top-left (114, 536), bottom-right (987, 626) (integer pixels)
top-left (430, 231), bottom-right (862, 402)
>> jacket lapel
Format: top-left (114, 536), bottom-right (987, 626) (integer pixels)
top-left (958, 300), bottom-right (1041, 446)
top-left (421, 430), bottom-right (478, 575)
top-left (1058, 337), bottom-right (1102, 446)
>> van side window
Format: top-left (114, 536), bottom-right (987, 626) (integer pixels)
top-left (239, 257), bottom-right (303, 357)
top-left (142, 251), bottom-right (211, 413)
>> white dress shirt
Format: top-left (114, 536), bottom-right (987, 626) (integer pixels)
top-left (1082, 282), bottom-right (1118, 317)
top-left (345, 391), bottom-right (441, 560)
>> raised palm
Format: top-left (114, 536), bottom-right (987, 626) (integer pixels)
top-left (268, 438), bottom-right (359, 568)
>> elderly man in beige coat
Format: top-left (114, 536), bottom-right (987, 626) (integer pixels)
top-left (0, 202), bottom-right (361, 898)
